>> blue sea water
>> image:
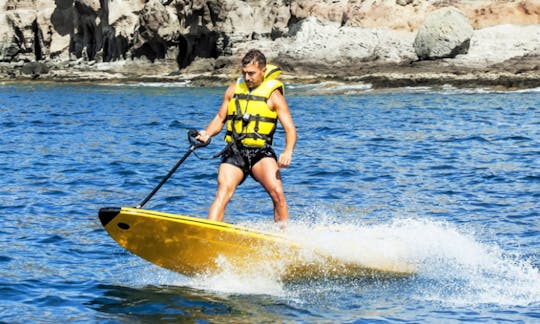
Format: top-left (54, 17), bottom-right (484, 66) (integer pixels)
top-left (0, 82), bottom-right (539, 322)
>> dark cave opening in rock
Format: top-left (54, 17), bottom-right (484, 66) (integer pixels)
top-left (176, 31), bottom-right (219, 69)
top-left (132, 39), bottom-right (167, 63)
top-left (32, 19), bottom-right (43, 61)
top-left (177, 35), bottom-right (190, 69)
top-left (83, 22), bottom-right (97, 60)
top-left (103, 28), bottom-right (128, 62)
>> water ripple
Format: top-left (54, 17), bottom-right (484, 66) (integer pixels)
top-left (0, 84), bottom-right (538, 322)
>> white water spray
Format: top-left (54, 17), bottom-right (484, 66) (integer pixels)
top-left (128, 214), bottom-right (540, 306)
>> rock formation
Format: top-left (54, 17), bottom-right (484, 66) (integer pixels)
top-left (413, 7), bottom-right (474, 60)
top-left (0, 0), bottom-right (539, 88)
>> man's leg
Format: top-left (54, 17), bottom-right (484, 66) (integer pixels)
top-left (251, 157), bottom-right (288, 224)
top-left (208, 163), bottom-right (244, 222)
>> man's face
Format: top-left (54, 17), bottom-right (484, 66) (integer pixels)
top-left (242, 62), bottom-right (266, 89)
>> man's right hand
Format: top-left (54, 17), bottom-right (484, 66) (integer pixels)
top-left (196, 130), bottom-right (211, 144)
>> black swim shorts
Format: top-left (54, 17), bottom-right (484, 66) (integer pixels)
top-left (221, 145), bottom-right (277, 182)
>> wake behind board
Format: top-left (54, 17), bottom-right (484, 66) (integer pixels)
top-left (99, 207), bottom-right (414, 280)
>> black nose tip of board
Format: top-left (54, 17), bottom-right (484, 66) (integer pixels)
top-left (99, 207), bottom-right (121, 227)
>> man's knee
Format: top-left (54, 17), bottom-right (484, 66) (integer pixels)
top-left (216, 181), bottom-right (237, 200)
top-left (267, 185), bottom-right (286, 203)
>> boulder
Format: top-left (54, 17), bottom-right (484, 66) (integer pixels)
top-left (182, 57), bottom-right (215, 74)
top-left (21, 61), bottom-right (49, 77)
top-left (414, 7), bottom-right (474, 60)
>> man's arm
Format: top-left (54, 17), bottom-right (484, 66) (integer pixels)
top-left (196, 84), bottom-right (235, 143)
top-left (269, 89), bottom-right (296, 168)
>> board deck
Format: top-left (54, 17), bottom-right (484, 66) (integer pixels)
top-left (99, 207), bottom-right (414, 280)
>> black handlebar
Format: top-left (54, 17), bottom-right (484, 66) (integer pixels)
top-left (188, 129), bottom-right (210, 148)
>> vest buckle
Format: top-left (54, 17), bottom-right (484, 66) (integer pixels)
top-left (242, 113), bottom-right (251, 125)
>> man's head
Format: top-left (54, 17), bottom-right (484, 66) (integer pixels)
top-left (241, 49), bottom-right (267, 89)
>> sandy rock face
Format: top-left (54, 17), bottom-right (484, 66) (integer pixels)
top-left (0, 0), bottom-right (539, 85)
top-left (453, 24), bottom-right (540, 68)
top-left (341, 0), bottom-right (539, 31)
top-left (1, 0), bottom-right (537, 66)
top-left (267, 17), bottom-right (416, 67)
top-left (414, 7), bottom-right (474, 60)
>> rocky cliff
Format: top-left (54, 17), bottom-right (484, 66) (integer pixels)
top-left (1, 0), bottom-right (539, 88)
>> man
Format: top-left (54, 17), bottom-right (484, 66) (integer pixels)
top-left (196, 49), bottom-right (296, 227)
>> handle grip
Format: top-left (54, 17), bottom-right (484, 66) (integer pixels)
top-left (188, 129), bottom-right (210, 148)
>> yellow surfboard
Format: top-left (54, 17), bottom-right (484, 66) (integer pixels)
top-left (99, 207), bottom-right (413, 280)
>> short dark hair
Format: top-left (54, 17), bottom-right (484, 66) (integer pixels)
top-left (241, 49), bottom-right (266, 67)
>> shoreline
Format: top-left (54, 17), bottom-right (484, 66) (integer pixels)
top-left (1, 1), bottom-right (539, 92)
top-left (2, 56), bottom-right (539, 92)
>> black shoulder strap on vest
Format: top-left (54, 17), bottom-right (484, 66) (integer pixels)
top-left (235, 93), bottom-right (267, 102)
top-left (234, 94), bottom-right (242, 116)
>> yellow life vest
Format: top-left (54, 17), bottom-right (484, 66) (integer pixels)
top-left (225, 64), bottom-right (285, 147)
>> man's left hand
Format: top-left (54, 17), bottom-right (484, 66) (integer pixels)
top-left (278, 151), bottom-right (293, 168)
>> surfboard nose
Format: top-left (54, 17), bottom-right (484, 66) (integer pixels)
top-left (99, 207), bottom-right (121, 227)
